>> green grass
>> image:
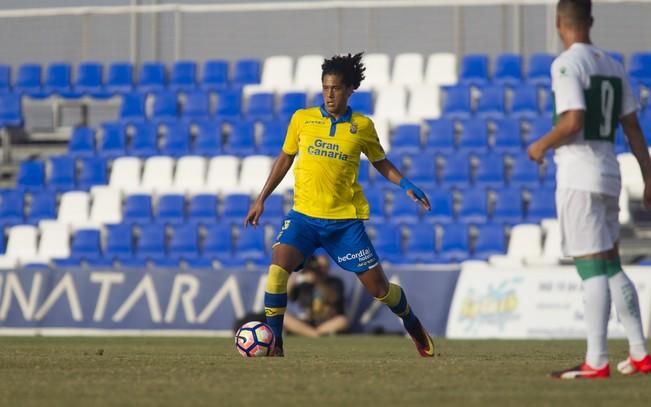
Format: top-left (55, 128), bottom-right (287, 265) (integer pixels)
top-left (0, 336), bottom-right (650, 407)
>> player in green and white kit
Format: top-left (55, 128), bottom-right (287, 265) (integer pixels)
top-left (527, 0), bottom-right (651, 379)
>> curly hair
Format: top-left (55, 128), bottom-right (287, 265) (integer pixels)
top-left (321, 52), bottom-right (366, 90)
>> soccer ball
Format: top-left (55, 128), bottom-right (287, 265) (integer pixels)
top-left (235, 321), bottom-right (275, 357)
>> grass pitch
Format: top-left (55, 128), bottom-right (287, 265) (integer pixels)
top-left (1, 336), bottom-right (650, 407)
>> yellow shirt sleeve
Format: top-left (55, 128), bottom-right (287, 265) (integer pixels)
top-left (281, 111), bottom-right (301, 155)
top-left (362, 120), bottom-right (386, 162)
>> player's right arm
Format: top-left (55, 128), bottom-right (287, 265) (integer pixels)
top-left (620, 112), bottom-right (651, 210)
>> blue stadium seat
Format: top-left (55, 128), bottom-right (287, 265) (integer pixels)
top-left (222, 194), bottom-right (251, 224)
top-left (543, 158), bottom-right (557, 185)
top-left (123, 194), bottom-right (154, 225)
top-left (0, 93), bottom-right (23, 127)
top-left (493, 187), bottom-right (524, 224)
top-left (68, 126), bottom-right (96, 158)
top-left (233, 59), bottom-right (261, 86)
top-left (425, 118), bottom-right (455, 154)
top-left (259, 120), bottom-right (286, 156)
top-left (279, 92), bottom-right (307, 121)
top-left (247, 92), bottom-right (275, 122)
top-left (136, 223), bottom-right (167, 261)
top-left (542, 88), bottom-right (554, 115)
top-left (510, 155), bottom-right (541, 187)
top-left (442, 85), bottom-right (472, 119)
top-left (169, 223), bottom-right (200, 260)
top-left (75, 62), bottom-right (110, 98)
top-left (137, 61), bottom-right (167, 93)
top-left (0, 65), bottom-right (10, 93)
top-left (44, 62), bottom-right (79, 98)
top-left (226, 120), bottom-right (256, 156)
top-left (0, 190), bottom-right (25, 226)
top-left (201, 59), bottom-right (229, 92)
top-left (473, 223), bottom-right (506, 260)
top-left (17, 160), bottom-right (45, 191)
top-left (510, 85), bottom-right (540, 120)
top-left (494, 54), bottom-right (523, 86)
top-left (404, 224), bottom-right (437, 263)
top-left (215, 89), bottom-right (242, 121)
top-left (459, 187), bottom-right (488, 224)
top-left (440, 223), bottom-right (470, 262)
top-left (423, 189), bottom-right (454, 224)
top-left (608, 51), bottom-right (625, 65)
top-left (527, 53), bottom-right (555, 87)
top-left (493, 118), bottom-right (522, 153)
top-left (391, 124), bottom-right (422, 154)
top-left (477, 85), bottom-right (506, 120)
top-left (15, 63), bottom-right (46, 98)
top-left (158, 194), bottom-right (186, 225)
top-left (70, 229), bottom-right (102, 261)
top-left (349, 90), bottom-right (374, 115)
top-left (201, 223), bottom-right (233, 263)
top-left (234, 226), bottom-right (267, 263)
top-left (27, 191), bottom-right (57, 225)
top-left (78, 157), bottom-right (107, 190)
top-left (119, 93), bottom-right (147, 124)
top-left (106, 62), bottom-right (134, 94)
top-left (371, 223), bottom-right (403, 264)
top-left (98, 122), bottom-right (127, 159)
top-left (104, 224), bottom-right (134, 261)
top-left (629, 52), bottom-right (651, 86)
top-left (388, 192), bottom-right (421, 224)
top-left (364, 186), bottom-right (385, 218)
top-left (357, 159), bottom-right (371, 187)
top-left (527, 186), bottom-right (556, 222)
top-left (440, 153), bottom-right (471, 187)
top-left (151, 91), bottom-right (179, 124)
top-left (170, 60), bottom-right (197, 91)
top-left (48, 155), bottom-right (76, 192)
top-left (263, 194), bottom-right (285, 225)
top-left (193, 120), bottom-right (223, 156)
top-left (528, 116), bottom-right (552, 143)
top-left (475, 153), bottom-right (506, 187)
top-left (182, 90), bottom-right (211, 121)
top-left (460, 54), bottom-right (490, 87)
top-left (188, 194), bottom-right (218, 225)
top-left (160, 123), bottom-right (191, 157)
top-left (129, 123), bottom-right (159, 158)
top-left (405, 155), bottom-right (437, 189)
top-left (458, 119), bottom-right (488, 153)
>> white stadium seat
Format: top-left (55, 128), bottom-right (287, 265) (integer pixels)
top-left (619, 187), bottom-right (631, 225)
top-left (367, 116), bottom-right (390, 152)
top-left (359, 53), bottom-right (390, 90)
top-left (138, 156), bottom-right (175, 195)
top-left (392, 53), bottom-right (425, 86)
top-left (109, 157), bottom-right (142, 194)
top-left (203, 155), bottom-right (240, 195)
top-left (489, 224), bottom-right (542, 267)
top-left (238, 155), bottom-right (273, 194)
top-left (261, 55), bottom-right (294, 91)
top-left (57, 191), bottom-right (90, 230)
top-left (172, 156), bottom-right (207, 194)
top-left (618, 153), bottom-right (644, 199)
top-left (276, 159), bottom-right (295, 194)
top-left (23, 222), bottom-right (71, 265)
top-left (425, 52), bottom-right (457, 86)
top-left (526, 220), bottom-right (565, 266)
top-left (373, 86), bottom-right (408, 124)
top-left (406, 85), bottom-right (441, 120)
top-left (294, 54), bottom-right (325, 93)
top-left (88, 186), bottom-right (123, 227)
top-left (0, 225), bottom-right (39, 268)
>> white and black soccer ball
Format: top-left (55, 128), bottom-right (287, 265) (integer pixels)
top-left (235, 321), bottom-right (275, 357)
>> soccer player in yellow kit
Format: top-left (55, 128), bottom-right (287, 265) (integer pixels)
top-left (244, 53), bottom-right (435, 357)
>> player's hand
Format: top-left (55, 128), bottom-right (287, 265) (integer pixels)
top-left (244, 200), bottom-right (264, 227)
top-left (644, 179), bottom-right (651, 211)
top-left (400, 178), bottom-right (431, 211)
top-left (527, 141), bottom-right (546, 164)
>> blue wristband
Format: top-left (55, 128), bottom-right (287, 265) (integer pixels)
top-left (399, 178), bottom-right (426, 200)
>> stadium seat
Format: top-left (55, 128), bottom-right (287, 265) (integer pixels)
top-left (171, 155), bottom-right (207, 194)
top-left (494, 54), bottom-right (523, 86)
top-left (404, 224), bottom-right (437, 263)
top-left (215, 89), bottom-right (242, 121)
top-left (129, 123), bottom-right (159, 158)
top-left (57, 191), bottom-right (90, 230)
top-left (204, 156), bottom-right (240, 194)
top-left (137, 61), bottom-right (167, 93)
top-left (263, 194), bottom-right (285, 225)
top-left (88, 186), bottom-right (122, 226)
top-left (78, 157), bottom-right (108, 190)
top-left (542, 159), bottom-right (556, 185)
top-left (279, 92), bottom-right (307, 122)
top-left (28, 222), bottom-right (70, 265)
top-left (475, 153), bottom-right (506, 187)
top-left (374, 86), bottom-right (407, 123)
top-left (246, 92), bottom-right (275, 122)
top-left (371, 223), bottom-right (403, 264)
top-left (425, 118), bottom-right (455, 154)
top-left (170, 60), bottom-right (197, 91)
top-left (528, 116), bottom-right (552, 144)
top-left (182, 90), bottom-right (211, 121)
top-left (0, 64), bottom-right (10, 93)
top-left (628, 52), bottom-right (651, 86)
top-left (294, 55), bottom-right (325, 93)
top-left (151, 91), bottom-right (179, 124)
top-left (222, 193), bottom-right (251, 224)
top-left (403, 156), bottom-right (436, 190)
top-left (476, 86), bottom-right (506, 120)
top-left (369, 116), bottom-right (390, 151)
top-left (423, 189), bottom-right (453, 224)
top-left (169, 223), bottom-right (200, 260)
top-left (425, 53), bottom-right (457, 86)
top-left (106, 62), bottom-right (134, 94)
top-left (527, 53), bottom-right (555, 86)
top-left (26, 191), bottom-right (57, 225)
top-left (458, 187), bottom-right (488, 224)
top-left (136, 223), bottom-right (167, 261)
top-left (104, 223), bottom-right (134, 261)
top-left (442, 85), bottom-right (472, 119)
top-left (44, 62), bottom-right (78, 97)
top-left (388, 192), bottom-right (421, 224)
top-left (15, 63), bottom-right (46, 98)
top-left (160, 123), bottom-right (191, 157)
top-left (391, 124), bottom-right (422, 154)
top-left (526, 187), bottom-right (556, 222)
top-left (259, 55), bottom-right (293, 92)
top-left (364, 186), bottom-right (385, 218)
top-left (202, 223), bottom-right (233, 262)
top-left (188, 194), bottom-right (218, 225)
top-left (608, 51), bottom-right (625, 65)
top-left (157, 194), bottom-right (186, 225)
top-left (0, 190), bottom-right (25, 227)
top-left (458, 119), bottom-right (488, 153)
top-left (440, 153), bottom-right (471, 186)
top-left (226, 120), bottom-right (256, 156)
top-left (510, 155), bottom-right (541, 187)
top-left (119, 93), bottom-right (147, 124)
top-left (234, 226), bottom-right (267, 263)
top-left (139, 156), bottom-right (174, 194)
top-left (392, 53), bottom-right (424, 86)
top-left (98, 122), bottom-right (127, 159)
top-left (489, 223), bottom-right (542, 266)
top-left (17, 159), bottom-right (46, 191)
top-left (48, 155), bottom-right (76, 192)
top-left (510, 85), bottom-right (540, 120)
top-left (0, 93), bottom-right (23, 127)
top-left (123, 194), bottom-right (153, 225)
top-left (460, 54), bottom-right (490, 87)
top-left (619, 153), bottom-right (645, 199)
top-left (258, 120), bottom-right (286, 156)
top-left (542, 88), bottom-right (554, 115)
top-left (440, 223), bottom-right (470, 262)
top-left (0, 225), bottom-right (38, 268)
top-left (233, 59), bottom-right (261, 87)
top-left (360, 53), bottom-right (390, 90)
top-left (493, 118), bottom-right (522, 153)
top-left (349, 91), bottom-right (374, 115)
top-left (473, 223), bottom-right (506, 260)
top-left (193, 120), bottom-right (223, 156)
top-left (68, 126), bottom-right (97, 158)
top-left (109, 156), bottom-right (142, 194)
top-left (69, 229), bottom-right (102, 261)
top-left (201, 59), bottom-right (229, 91)
top-left (75, 61), bottom-right (109, 98)
top-left (493, 187), bottom-right (524, 224)
top-left (238, 155), bottom-right (272, 194)
top-left (407, 86), bottom-right (441, 120)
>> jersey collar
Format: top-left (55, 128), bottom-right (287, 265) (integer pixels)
top-left (320, 105), bottom-right (352, 123)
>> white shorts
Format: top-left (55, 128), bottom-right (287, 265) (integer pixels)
top-left (556, 188), bottom-right (620, 257)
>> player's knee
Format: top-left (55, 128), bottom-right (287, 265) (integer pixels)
top-left (271, 244), bottom-right (303, 271)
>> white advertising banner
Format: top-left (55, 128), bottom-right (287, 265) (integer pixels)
top-left (446, 265), bottom-right (651, 339)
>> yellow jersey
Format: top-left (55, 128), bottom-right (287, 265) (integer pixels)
top-left (282, 106), bottom-right (386, 220)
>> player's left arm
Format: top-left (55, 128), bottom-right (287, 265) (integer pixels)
top-left (527, 109), bottom-right (585, 163)
top-left (372, 159), bottom-right (431, 211)
top-left (621, 112), bottom-right (651, 210)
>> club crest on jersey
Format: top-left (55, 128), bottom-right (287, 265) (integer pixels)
top-left (350, 123), bottom-right (357, 134)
